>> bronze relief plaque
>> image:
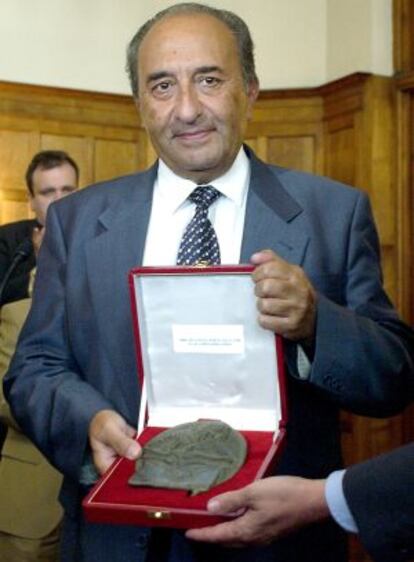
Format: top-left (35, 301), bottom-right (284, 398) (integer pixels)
top-left (129, 420), bottom-right (247, 495)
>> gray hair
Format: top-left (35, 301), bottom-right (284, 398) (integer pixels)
top-left (126, 2), bottom-right (258, 98)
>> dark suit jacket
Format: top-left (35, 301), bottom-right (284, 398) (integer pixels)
top-left (0, 219), bottom-right (36, 305)
top-left (344, 443), bottom-right (414, 562)
top-left (4, 149), bottom-right (414, 562)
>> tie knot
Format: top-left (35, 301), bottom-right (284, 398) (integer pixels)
top-left (189, 185), bottom-right (221, 209)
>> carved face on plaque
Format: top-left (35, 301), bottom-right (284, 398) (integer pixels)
top-left (129, 420), bottom-right (247, 495)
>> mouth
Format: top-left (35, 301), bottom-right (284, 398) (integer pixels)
top-left (173, 129), bottom-right (215, 143)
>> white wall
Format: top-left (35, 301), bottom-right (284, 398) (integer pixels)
top-left (326, 0), bottom-right (393, 81)
top-left (0, 0), bottom-right (392, 95)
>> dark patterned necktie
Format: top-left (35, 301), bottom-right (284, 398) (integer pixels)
top-left (176, 185), bottom-right (221, 265)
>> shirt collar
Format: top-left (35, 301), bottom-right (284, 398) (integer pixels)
top-left (156, 147), bottom-right (250, 213)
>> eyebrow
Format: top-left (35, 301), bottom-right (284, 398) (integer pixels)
top-left (146, 71), bottom-right (173, 84)
top-left (38, 185), bottom-right (76, 192)
top-left (146, 66), bottom-right (224, 85)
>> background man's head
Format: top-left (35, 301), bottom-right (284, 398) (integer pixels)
top-left (126, 3), bottom-right (259, 184)
top-left (25, 150), bottom-right (79, 225)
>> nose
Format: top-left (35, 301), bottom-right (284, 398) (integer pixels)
top-left (53, 189), bottom-right (66, 201)
top-left (175, 83), bottom-right (202, 123)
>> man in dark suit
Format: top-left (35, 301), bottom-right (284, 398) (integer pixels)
top-left (187, 442), bottom-right (414, 562)
top-left (4, 4), bottom-right (414, 562)
top-left (0, 150), bottom-right (79, 306)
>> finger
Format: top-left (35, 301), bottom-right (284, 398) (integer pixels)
top-left (257, 313), bottom-right (293, 337)
top-left (125, 423), bottom-right (138, 439)
top-left (207, 488), bottom-right (250, 515)
top-left (91, 431), bottom-right (141, 475)
top-left (250, 249), bottom-right (277, 265)
top-left (186, 520), bottom-right (246, 545)
top-left (254, 278), bottom-right (291, 300)
top-left (92, 447), bottom-right (117, 475)
top-left (109, 427), bottom-right (141, 460)
top-left (89, 411), bottom-right (141, 460)
top-left (252, 258), bottom-right (292, 285)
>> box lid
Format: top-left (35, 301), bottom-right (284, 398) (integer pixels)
top-left (129, 265), bottom-right (287, 435)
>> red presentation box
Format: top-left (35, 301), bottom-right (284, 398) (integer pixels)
top-left (83, 265), bottom-right (287, 529)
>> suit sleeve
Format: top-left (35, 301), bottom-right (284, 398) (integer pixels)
top-left (3, 208), bottom-right (114, 480)
top-left (343, 443), bottom-right (414, 562)
top-left (309, 192), bottom-right (414, 416)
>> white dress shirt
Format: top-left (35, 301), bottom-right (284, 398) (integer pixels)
top-left (143, 147), bottom-right (250, 266)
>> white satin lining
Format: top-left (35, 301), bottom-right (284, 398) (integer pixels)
top-left (134, 272), bottom-right (281, 432)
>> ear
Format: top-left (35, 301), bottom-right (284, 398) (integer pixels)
top-left (29, 195), bottom-right (35, 213)
top-left (246, 80), bottom-right (259, 119)
top-left (133, 96), bottom-right (141, 115)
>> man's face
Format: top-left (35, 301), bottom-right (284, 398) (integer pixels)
top-left (137, 13), bottom-right (258, 184)
top-left (29, 163), bottom-right (78, 225)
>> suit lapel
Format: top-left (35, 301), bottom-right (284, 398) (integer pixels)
top-left (241, 151), bottom-right (310, 266)
top-left (85, 165), bottom-right (157, 419)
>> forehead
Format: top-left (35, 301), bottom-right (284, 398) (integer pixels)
top-left (138, 13), bottom-right (240, 75)
top-left (32, 163), bottom-right (77, 190)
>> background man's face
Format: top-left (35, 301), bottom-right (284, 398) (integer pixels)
top-left (137, 13), bottom-right (258, 183)
top-left (29, 163), bottom-right (78, 225)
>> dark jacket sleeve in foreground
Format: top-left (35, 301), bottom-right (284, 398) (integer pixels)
top-left (343, 443), bottom-right (414, 562)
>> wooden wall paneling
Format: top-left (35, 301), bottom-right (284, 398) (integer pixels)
top-left (395, 76), bottom-right (414, 444)
top-left (0, 129), bottom-right (39, 190)
top-left (0, 82), bottom-right (140, 131)
top-left (395, 79), bottom-right (414, 324)
top-left (266, 135), bottom-right (315, 173)
top-left (323, 74), bottom-right (367, 188)
top-left (359, 78), bottom-right (395, 246)
top-left (41, 133), bottom-right (95, 187)
top-left (324, 120), bottom-right (356, 186)
top-left (0, 198), bottom-right (31, 225)
top-left (393, 0), bottom-right (414, 72)
top-left (250, 94), bottom-right (324, 174)
top-left (94, 138), bottom-right (143, 184)
top-left (0, 81), bottom-right (148, 225)
top-left (0, 128), bottom-right (39, 222)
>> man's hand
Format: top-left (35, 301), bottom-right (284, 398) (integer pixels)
top-left (88, 409), bottom-right (141, 475)
top-left (251, 250), bottom-right (316, 342)
top-left (186, 476), bottom-right (329, 547)
top-left (32, 226), bottom-right (45, 257)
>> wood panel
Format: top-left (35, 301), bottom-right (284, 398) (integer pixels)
top-left (0, 80), bottom-right (147, 225)
top-left (325, 126), bottom-right (356, 186)
top-left (394, 0), bottom-right (414, 72)
top-left (395, 74), bottom-right (414, 445)
top-left (0, 129), bottom-right (38, 189)
top-left (94, 138), bottom-right (143, 184)
top-left (41, 133), bottom-right (94, 187)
